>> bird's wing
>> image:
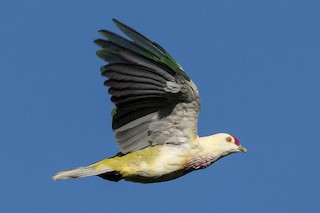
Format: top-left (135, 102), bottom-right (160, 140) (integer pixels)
top-left (95, 19), bottom-right (200, 154)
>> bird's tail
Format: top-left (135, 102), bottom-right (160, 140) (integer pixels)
top-left (52, 160), bottom-right (115, 181)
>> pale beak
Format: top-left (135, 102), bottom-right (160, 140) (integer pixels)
top-left (238, 146), bottom-right (247, 153)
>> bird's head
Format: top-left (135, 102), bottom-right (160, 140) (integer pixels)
top-left (199, 133), bottom-right (247, 155)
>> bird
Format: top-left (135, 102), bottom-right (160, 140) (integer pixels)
top-left (52, 19), bottom-right (247, 184)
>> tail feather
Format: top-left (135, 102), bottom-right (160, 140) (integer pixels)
top-left (52, 164), bottom-right (113, 181)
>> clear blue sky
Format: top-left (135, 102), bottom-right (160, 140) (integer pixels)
top-left (1, 1), bottom-right (320, 212)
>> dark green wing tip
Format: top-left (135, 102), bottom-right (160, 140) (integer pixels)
top-left (94, 39), bottom-right (105, 47)
top-left (112, 19), bottom-right (129, 32)
top-left (97, 30), bottom-right (106, 37)
top-left (111, 107), bottom-right (117, 117)
top-left (96, 19), bottom-right (190, 81)
top-left (100, 65), bottom-right (106, 73)
top-left (96, 49), bottom-right (107, 58)
top-left (98, 29), bottom-right (117, 40)
top-left (112, 18), bottom-right (121, 26)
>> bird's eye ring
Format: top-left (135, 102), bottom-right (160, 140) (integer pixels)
top-left (226, 137), bottom-right (232, 142)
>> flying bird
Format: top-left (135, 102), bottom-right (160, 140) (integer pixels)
top-left (53, 19), bottom-right (247, 183)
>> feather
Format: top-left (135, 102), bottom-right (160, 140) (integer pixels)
top-left (121, 137), bottom-right (149, 153)
top-left (115, 122), bottom-right (149, 141)
top-left (111, 95), bottom-right (163, 105)
top-left (105, 80), bottom-right (163, 90)
top-left (96, 19), bottom-right (190, 81)
top-left (112, 106), bottom-right (162, 129)
top-left (120, 131), bottom-right (149, 150)
top-left (104, 71), bottom-right (165, 88)
top-left (112, 19), bottom-right (164, 55)
top-left (108, 88), bottom-right (163, 97)
top-left (114, 113), bottom-right (156, 132)
top-left (96, 50), bottom-right (127, 64)
top-left (102, 64), bottom-right (170, 83)
top-left (96, 44), bottom-right (176, 81)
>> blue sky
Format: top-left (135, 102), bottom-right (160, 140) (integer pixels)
top-left (1, 1), bottom-right (320, 212)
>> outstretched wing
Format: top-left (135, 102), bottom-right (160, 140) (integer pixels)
top-left (95, 19), bottom-right (200, 154)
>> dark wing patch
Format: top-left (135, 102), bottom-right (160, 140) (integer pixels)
top-left (96, 19), bottom-right (200, 154)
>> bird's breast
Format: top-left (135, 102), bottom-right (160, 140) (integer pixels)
top-left (184, 155), bottom-right (216, 171)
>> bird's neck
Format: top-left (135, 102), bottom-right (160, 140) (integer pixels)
top-left (185, 136), bottom-right (225, 171)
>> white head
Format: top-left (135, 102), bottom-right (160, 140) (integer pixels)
top-left (199, 133), bottom-right (247, 156)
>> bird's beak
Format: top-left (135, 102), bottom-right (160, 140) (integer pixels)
top-left (238, 146), bottom-right (247, 153)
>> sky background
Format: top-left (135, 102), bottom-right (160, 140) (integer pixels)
top-left (1, 1), bottom-right (320, 212)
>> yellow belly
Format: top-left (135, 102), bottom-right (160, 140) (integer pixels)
top-left (93, 145), bottom-right (189, 183)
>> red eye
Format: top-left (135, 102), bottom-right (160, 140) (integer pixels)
top-left (226, 137), bottom-right (232, 142)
